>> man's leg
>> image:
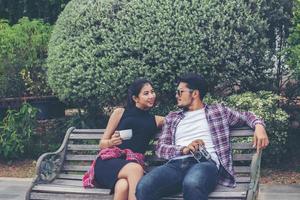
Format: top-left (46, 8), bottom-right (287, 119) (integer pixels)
top-left (182, 161), bottom-right (218, 200)
top-left (136, 161), bottom-right (183, 200)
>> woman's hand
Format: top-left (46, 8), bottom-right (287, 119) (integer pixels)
top-left (109, 131), bottom-right (122, 146)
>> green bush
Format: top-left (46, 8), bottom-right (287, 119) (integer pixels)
top-left (288, 0), bottom-right (300, 97)
top-left (28, 115), bottom-right (83, 158)
top-left (0, 103), bottom-right (38, 160)
top-left (0, 62), bottom-right (25, 98)
top-left (0, 0), bottom-right (70, 24)
top-left (0, 17), bottom-right (52, 97)
top-left (48, 0), bottom-right (273, 110)
top-left (0, 20), bottom-right (25, 97)
top-left (206, 91), bottom-right (289, 165)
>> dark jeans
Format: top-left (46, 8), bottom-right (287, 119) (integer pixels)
top-left (136, 157), bottom-right (218, 200)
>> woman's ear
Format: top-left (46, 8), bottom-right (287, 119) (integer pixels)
top-left (132, 95), bottom-right (139, 103)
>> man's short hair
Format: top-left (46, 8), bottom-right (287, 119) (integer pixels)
top-left (177, 73), bottom-right (207, 100)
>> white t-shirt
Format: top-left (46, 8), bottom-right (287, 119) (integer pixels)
top-left (174, 108), bottom-right (220, 168)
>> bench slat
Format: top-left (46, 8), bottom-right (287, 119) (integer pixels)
top-left (52, 179), bottom-right (85, 187)
top-left (30, 192), bottom-right (113, 200)
top-left (235, 166), bottom-right (251, 173)
top-left (233, 153), bottom-right (253, 161)
top-left (66, 155), bottom-right (97, 161)
top-left (69, 129), bottom-right (252, 139)
top-left (32, 182), bottom-right (247, 199)
top-left (230, 129), bottom-right (253, 137)
top-left (68, 144), bottom-right (100, 151)
top-left (164, 184), bottom-right (248, 199)
top-left (69, 134), bottom-right (103, 140)
top-left (57, 174), bottom-right (84, 180)
top-left (73, 129), bottom-right (105, 134)
top-left (66, 153), bottom-right (253, 162)
top-left (51, 179), bottom-right (248, 193)
top-left (32, 184), bottom-right (110, 194)
top-left (163, 191), bottom-right (247, 199)
top-left (232, 142), bottom-right (253, 149)
top-left (68, 142), bottom-right (254, 152)
top-left (31, 184), bottom-right (247, 199)
top-left (57, 173), bottom-right (250, 183)
top-left (62, 165), bottom-right (251, 174)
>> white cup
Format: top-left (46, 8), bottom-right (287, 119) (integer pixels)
top-left (119, 129), bottom-right (133, 140)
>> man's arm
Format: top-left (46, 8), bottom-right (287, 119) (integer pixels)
top-left (155, 114), bottom-right (183, 160)
top-left (224, 106), bottom-right (269, 152)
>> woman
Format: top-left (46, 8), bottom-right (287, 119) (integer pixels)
top-left (84, 78), bottom-right (164, 200)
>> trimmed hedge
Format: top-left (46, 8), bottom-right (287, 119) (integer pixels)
top-left (47, 0), bottom-right (272, 110)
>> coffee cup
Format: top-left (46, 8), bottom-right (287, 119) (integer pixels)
top-left (119, 129), bottom-right (133, 140)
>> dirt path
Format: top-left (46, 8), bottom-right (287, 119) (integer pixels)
top-left (0, 160), bottom-right (36, 178)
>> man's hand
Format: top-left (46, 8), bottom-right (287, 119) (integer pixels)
top-left (253, 124), bottom-right (269, 153)
top-left (182, 139), bottom-right (205, 155)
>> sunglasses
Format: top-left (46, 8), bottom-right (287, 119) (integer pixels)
top-left (176, 89), bottom-right (194, 97)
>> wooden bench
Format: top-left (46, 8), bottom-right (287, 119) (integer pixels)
top-left (26, 126), bottom-right (262, 200)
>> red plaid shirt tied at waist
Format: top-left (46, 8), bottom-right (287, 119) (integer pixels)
top-left (82, 147), bottom-right (145, 188)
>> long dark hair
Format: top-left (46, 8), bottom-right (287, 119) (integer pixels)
top-left (126, 78), bottom-right (153, 108)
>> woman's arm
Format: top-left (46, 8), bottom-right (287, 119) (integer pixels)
top-left (99, 108), bottom-right (124, 149)
top-left (155, 115), bottom-right (165, 128)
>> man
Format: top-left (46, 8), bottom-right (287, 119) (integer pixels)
top-left (136, 73), bottom-right (269, 200)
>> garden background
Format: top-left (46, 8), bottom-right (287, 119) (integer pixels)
top-left (0, 0), bottom-right (300, 184)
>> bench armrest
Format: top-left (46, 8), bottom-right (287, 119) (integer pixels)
top-left (247, 150), bottom-right (262, 200)
top-left (33, 127), bottom-right (76, 184)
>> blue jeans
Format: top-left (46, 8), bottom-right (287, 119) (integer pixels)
top-left (136, 157), bottom-right (218, 200)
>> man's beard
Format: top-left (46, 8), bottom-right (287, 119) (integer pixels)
top-left (178, 104), bottom-right (189, 111)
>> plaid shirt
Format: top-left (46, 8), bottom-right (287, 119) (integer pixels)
top-left (156, 104), bottom-right (265, 187)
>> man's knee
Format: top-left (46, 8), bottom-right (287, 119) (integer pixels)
top-left (136, 176), bottom-right (150, 198)
top-left (183, 174), bottom-right (204, 191)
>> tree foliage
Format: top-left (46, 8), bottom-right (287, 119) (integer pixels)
top-left (258, 0), bottom-right (293, 93)
top-left (0, 0), bottom-right (70, 24)
top-left (48, 0), bottom-right (276, 110)
top-left (0, 17), bottom-right (52, 97)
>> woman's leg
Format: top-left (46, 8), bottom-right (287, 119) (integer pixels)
top-left (117, 162), bottom-right (144, 200)
top-left (114, 178), bottom-right (129, 200)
